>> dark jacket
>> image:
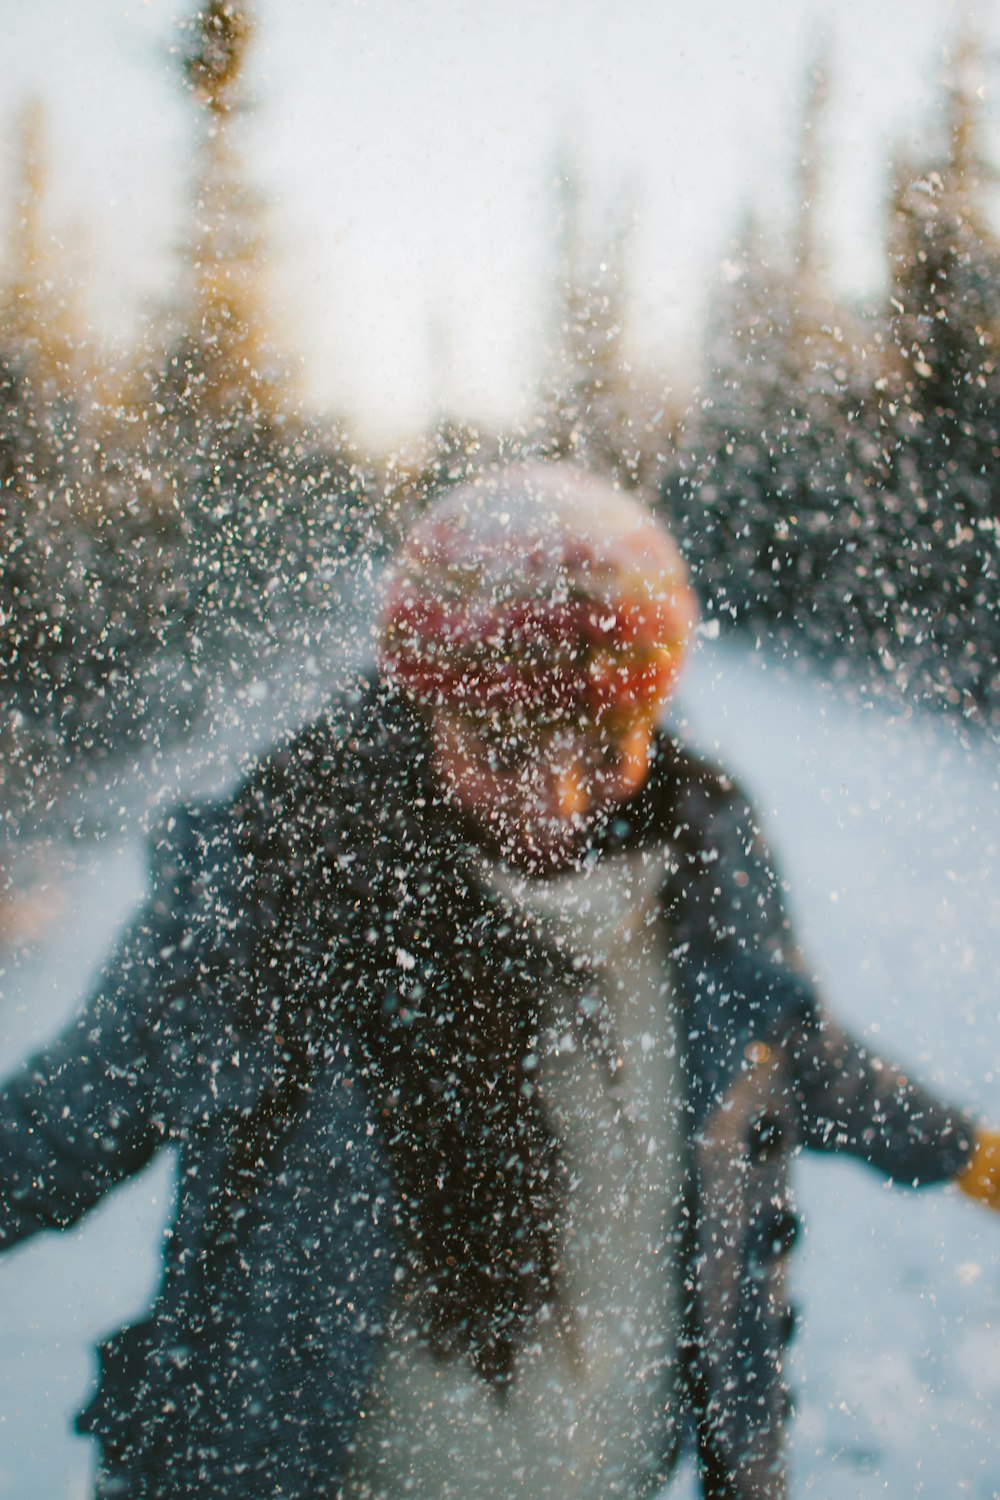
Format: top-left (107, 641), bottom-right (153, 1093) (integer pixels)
top-left (0, 676), bottom-right (975, 1500)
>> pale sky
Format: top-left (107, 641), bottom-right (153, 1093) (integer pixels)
top-left (2, 0), bottom-right (998, 440)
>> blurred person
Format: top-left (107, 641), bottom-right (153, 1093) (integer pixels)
top-left (2, 462), bottom-right (999, 1500)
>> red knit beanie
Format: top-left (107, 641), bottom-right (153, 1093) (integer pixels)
top-left (378, 463), bottom-right (697, 719)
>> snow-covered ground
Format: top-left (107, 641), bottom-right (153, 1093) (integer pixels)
top-left (675, 645), bottom-right (1000, 1500)
top-left (1, 638), bottom-right (998, 1499)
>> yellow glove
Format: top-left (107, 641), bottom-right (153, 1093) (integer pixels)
top-left (958, 1129), bottom-right (1000, 1211)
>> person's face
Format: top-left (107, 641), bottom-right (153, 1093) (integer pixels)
top-left (429, 701), bottom-right (658, 873)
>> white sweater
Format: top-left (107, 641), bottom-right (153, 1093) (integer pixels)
top-left (341, 845), bottom-right (685, 1500)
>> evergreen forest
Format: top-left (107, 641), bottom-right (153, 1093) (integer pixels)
top-left (2, 4), bottom-right (998, 849)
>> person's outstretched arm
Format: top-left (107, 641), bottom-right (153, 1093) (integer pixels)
top-left (682, 763), bottom-right (982, 1191)
top-left (790, 1007), bottom-right (976, 1186)
top-left (0, 811), bottom-right (210, 1248)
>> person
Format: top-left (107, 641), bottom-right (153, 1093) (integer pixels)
top-left (1, 461), bottom-right (998, 1500)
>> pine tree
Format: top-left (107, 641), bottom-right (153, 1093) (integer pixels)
top-left (540, 146), bottom-right (672, 489)
top-left (0, 100), bottom-right (89, 750)
top-left (665, 49), bottom-right (896, 672)
top-left (88, 0), bottom-right (381, 758)
top-left (0, 99), bottom-right (82, 391)
top-left (0, 100), bottom-right (195, 787)
top-left (132, 1), bottom-right (290, 710)
top-left (165, 0), bottom-right (281, 424)
top-left (882, 28), bottom-right (1000, 713)
top-left (668, 209), bottom-right (790, 625)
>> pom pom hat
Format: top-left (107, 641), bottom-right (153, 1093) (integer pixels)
top-left (378, 463), bottom-right (697, 720)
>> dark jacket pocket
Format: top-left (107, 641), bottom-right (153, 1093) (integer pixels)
top-left (76, 1319), bottom-right (158, 1441)
top-left (76, 1316), bottom-right (201, 1483)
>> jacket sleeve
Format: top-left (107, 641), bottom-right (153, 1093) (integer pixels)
top-left (677, 763), bottom-right (977, 1186)
top-left (718, 780), bottom-right (978, 1186)
top-left (789, 1007), bottom-right (975, 1185)
top-left (730, 797), bottom-right (977, 1184)
top-left (0, 809), bottom-right (214, 1249)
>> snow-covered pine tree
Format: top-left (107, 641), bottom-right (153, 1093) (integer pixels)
top-left (130, 0), bottom-right (365, 715)
top-left (664, 49), bottom-right (910, 687)
top-left (881, 28), bottom-right (1000, 717)
top-left (538, 145), bottom-right (676, 491)
top-left (0, 100), bottom-right (99, 778)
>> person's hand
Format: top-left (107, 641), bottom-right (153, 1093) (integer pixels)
top-left (958, 1129), bottom-right (1000, 1211)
